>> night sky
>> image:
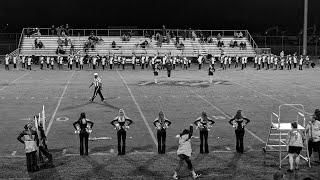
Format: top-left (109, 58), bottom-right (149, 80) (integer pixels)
top-left (0, 0), bottom-right (319, 34)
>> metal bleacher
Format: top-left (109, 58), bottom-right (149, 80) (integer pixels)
top-left (19, 28), bottom-right (257, 57)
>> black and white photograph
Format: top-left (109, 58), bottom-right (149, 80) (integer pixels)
top-left (0, 0), bottom-right (320, 179)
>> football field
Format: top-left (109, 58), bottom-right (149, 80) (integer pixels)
top-left (0, 64), bottom-right (319, 180)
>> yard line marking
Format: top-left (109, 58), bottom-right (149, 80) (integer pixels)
top-left (117, 71), bottom-right (158, 147)
top-left (0, 72), bottom-right (29, 91)
top-left (227, 78), bottom-right (312, 115)
top-left (45, 71), bottom-right (76, 136)
top-left (190, 90), bottom-right (266, 144)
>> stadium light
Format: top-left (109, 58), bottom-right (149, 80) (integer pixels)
top-left (302, 0), bottom-right (308, 56)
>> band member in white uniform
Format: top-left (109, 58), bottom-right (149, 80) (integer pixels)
top-left (46, 56), bottom-right (50, 69)
top-left (154, 63), bottom-right (160, 84)
top-left (21, 55), bottom-right (26, 69)
top-left (13, 55), bottom-right (17, 69)
top-left (50, 57), bottom-right (54, 70)
top-left (27, 56), bottom-right (32, 70)
top-left (111, 109), bottom-right (133, 155)
top-left (79, 56), bottom-right (84, 70)
top-left (102, 56), bottom-right (106, 70)
top-left (39, 56), bottom-right (44, 70)
top-left (131, 55), bottom-right (136, 70)
top-left (5, 54), bottom-right (10, 70)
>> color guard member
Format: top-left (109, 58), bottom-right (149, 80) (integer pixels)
top-left (229, 110), bottom-right (250, 153)
top-left (153, 111), bottom-right (172, 154)
top-left (194, 112), bottom-right (215, 154)
top-left (73, 112), bottom-right (94, 156)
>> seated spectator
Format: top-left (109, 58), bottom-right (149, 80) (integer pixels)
top-left (238, 31), bottom-right (243, 38)
top-left (176, 42), bottom-right (185, 50)
top-left (240, 42), bottom-right (246, 50)
top-left (112, 41), bottom-right (116, 48)
top-left (217, 33), bottom-right (222, 41)
top-left (234, 40), bottom-right (238, 47)
top-left (38, 41), bottom-right (44, 49)
top-left (64, 38), bottom-right (69, 46)
top-left (229, 40), bottom-right (234, 47)
top-left (207, 36), bottom-right (214, 44)
top-left (65, 24), bottom-right (70, 36)
top-left (217, 40), bottom-right (224, 47)
top-left (34, 38), bottom-right (38, 48)
top-left (50, 25), bottom-right (56, 35)
top-left (192, 31), bottom-right (196, 41)
top-left (175, 36), bottom-right (180, 45)
top-left (56, 45), bottom-right (66, 54)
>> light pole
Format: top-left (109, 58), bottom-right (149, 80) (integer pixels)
top-left (302, 0), bottom-right (308, 55)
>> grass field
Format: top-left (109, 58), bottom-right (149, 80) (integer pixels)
top-left (0, 63), bottom-right (319, 180)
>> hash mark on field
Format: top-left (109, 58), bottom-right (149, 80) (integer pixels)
top-left (45, 71), bottom-right (76, 136)
top-left (117, 71), bottom-right (158, 147)
top-left (0, 72), bottom-right (29, 91)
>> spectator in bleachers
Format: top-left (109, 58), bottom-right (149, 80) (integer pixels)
top-left (191, 30), bottom-right (196, 41)
top-left (162, 25), bottom-right (166, 36)
top-left (238, 31), bottom-right (243, 38)
top-left (65, 24), bottom-right (70, 36)
top-left (50, 25), bottom-right (56, 35)
top-left (217, 33), bottom-right (222, 41)
top-left (217, 40), bottom-right (224, 47)
top-left (240, 41), bottom-right (246, 50)
top-left (112, 41), bottom-right (116, 48)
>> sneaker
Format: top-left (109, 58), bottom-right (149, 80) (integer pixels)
top-left (173, 174), bottom-right (178, 180)
top-left (193, 174), bottom-right (201, 179)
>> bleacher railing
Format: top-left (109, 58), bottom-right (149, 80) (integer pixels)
top-left (21, 28), bottom-right (258, 45)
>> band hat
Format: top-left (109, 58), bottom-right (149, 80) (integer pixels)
top-left (94, 73), bottom-right (98, 76)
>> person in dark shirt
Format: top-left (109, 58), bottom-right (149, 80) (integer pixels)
top-left (111, 109), bottom-right (133, 155)
top-left (229, 110), bottom-right (250, 153)
top-left (73, 112), bottom-right (94, 156)
top-left (153, 111), bottom-right (172, 154)
top-left (166, 60), bottom-right (173, 77)
top-left (194, 112), bottom-right (215, 154)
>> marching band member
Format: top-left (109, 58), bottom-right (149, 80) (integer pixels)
top-left (270, 54), bottom-right (274, 69)
top-left (102, 56), bottom-right (106, 70)
top-left (228, 56), bottom-right (232, 68)
top-left (194, 112), bottom-right (215, 154)
top-left (79, 56), bottom-right (84, 70)
top-left (69, 55), bottom-right (73, 70)
top-left (131, 55), bottom-right (136, 70)
top-left (75, 55), bottom-right (79, 69)
top-left (280, 57), bottom-right (285, 70)
top-left (92, 55), bottom-right (97, 70)
top-left (117, 56), bottom-right (121, 69)
top-left (13, 55), bottom-right (17, 69)
top-left (153, 111), bottom-right (172, 154)
top-left (293, 53), bottom-right (297, 69)
top-left (306, 111), bottom-right (320, 162)
top-left (154, 63), bottom-right (159, 84)
top-left (73, 112), bottom-right (94, 156)
top-left (39, 56), bottom-right (44, 70)
top-left (162, 55), bottom-right (166, 69)
top-left (299, 55), bottom-right (303, 70)
top-left (274, 56), bottom-right (278, 70)
top-left (305, 55), bottom-right (310, 68)
top-left (208, 64), bottom-right (214, 83)
top-left (266, 55), bottom-right (270, 70)
top-left (5, 54), bottom-right (10, 70)
top-left (121, 56), bottom-right (126, 70)
top-left (46, 56), bottom-right (50, 69)
top-left (59, 56), bottom-right (63, 70)
top-left (257, 55), bottom-right (262, 70)
top-left (21, 55), bottom-right (26, 69)
top-left (141, 56), bottom-right (146, 69)
top-left (151, 55), bottom-right (155, 70)
top-left (254, 55), bottom-right (258, 68)
top-left (286, 122), bottom-right (304, 172)
top-left (111, 109), bottom-right (133, 155)
top-left (183, 57), bottom-right (188, 70)
top-left (198, 55), bottom-right (203, 70)
top-left (188, 57), bottom-right (191, 68)
top-left (109, 56), bottom-right (114, 69)
top-left (287, 55), bottom-right (292, 70)
top-left (146, 56), bottom-right (150, 69)
top-left (211, 56), bottom-right (216, 70)
top-left (172, 56), bottom-right (176, 70)
top-left (89, 73), bottom-right (105, 102)
top-left (50, 56), bottom-right (54, 70)
top-left (223, 56), bottom-right (228, 70)
top-left (244, 56), bottom-right (248, 68)
top-left (166, 60), bottom-right (173, 77)
top-left (262, 55), bottom-right (266, 69)
top-left (235, 55), bottom-right (239, 68)
top-left (17, 122), bottom-right (39, 172)
top-left (27, 56), bottom-right (32, 70)
top-left (241, 56), bottom-right (245, 70)
top-left (229, 110), bottom-right (250, 153)
top-left (173, 124), bottom-right (201, 180)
